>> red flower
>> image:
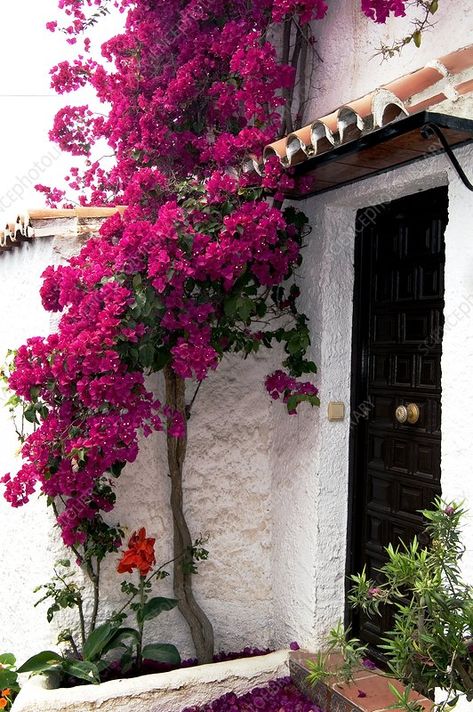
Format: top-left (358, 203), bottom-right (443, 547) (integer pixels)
top-left (117, 527), bottom-right (156, 577)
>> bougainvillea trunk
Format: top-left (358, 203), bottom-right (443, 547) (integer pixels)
top-left (164, 365), bottom-right (214, 663)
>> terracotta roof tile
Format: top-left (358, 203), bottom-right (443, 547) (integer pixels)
top-left (408, 92), bottom-right (448, 114)
top-left (0, 207), bottom-right (126, 256)
top-left (262, 43), bottom-right (473, 169)
top-left (439, 45), bottom-right (473, 74)
top-left (28, 206), bottom-right (126, 220)
top-left (385, 66), bottom-right (444, 102)
top-left (457, 78), bottom-right (473, 96)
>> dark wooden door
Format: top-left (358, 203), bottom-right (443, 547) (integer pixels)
top-left (349, 187), bottom-right (447, 648)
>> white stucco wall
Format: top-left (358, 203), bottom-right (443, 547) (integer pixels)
top-left (306, 0), bottom-right (473, 124)
top-left (269, 0), bottom-right (473, 650)
top-left (0, 236), bottom-right (61, 660)
top-left (269, 140), bottom-right (473, 651)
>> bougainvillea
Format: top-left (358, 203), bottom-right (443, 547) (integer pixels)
top-left (2, 0), bottom-right (424, 662)
top-left (361, 0), bottom-right (407, 23)
top-left (182, 677), bottom-right (321, 712)
top-left (4, 0), bottom-right (325, 556)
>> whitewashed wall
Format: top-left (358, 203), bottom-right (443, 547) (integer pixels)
top-left (307, 0), bottom-right (473, 124)
top-left (269, 143), bottom-right (473, 650)
top-left (269, 0), bottom-right (473, 650)
top-left (0, 235), bottom-right (61, 660)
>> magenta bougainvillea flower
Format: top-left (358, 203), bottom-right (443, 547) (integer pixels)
top-left (2, 0), bottom-right (407, 549)
top-left (361, 0), bottom-right (407, 23)
top-left (182, 677), bottom-right (321, 712)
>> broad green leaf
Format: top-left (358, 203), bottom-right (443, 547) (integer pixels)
top-left (102, 627), bottom-right (140, 656)
top-left (0, 653), bottom-right (16, 666)
top-left (17, 650), bottom-right (63, 674)
top-left (0, 670), bottom-right (18, 688)
top-left (96, 659), bottom-right (111, 673)
top-left (62, 660), bottom-right (101, 685)
top-left (141, 643), bottom-right (181, 665)
top-left (83, 622), bottom-right (117, 661)
top-left (23, 406), bottom-right (37, 423)
top-left (110, 461), bottom-right (125, 478)
top-left (139, 596), bottom-right (178, 622)
top-left (120, 650), bottom-right (134, 674)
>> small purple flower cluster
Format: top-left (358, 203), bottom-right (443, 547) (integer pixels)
top-left (361, 0), bottom-right (406, 23)
top-left (182, 677), bottom-right (321, 712)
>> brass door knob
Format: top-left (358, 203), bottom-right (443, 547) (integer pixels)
top-left (395, 403), bottom-right (420, 424)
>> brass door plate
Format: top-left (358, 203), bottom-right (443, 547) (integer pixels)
top-left (328, 401), bottom-right (345, 421)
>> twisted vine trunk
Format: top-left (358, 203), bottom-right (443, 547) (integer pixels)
top-left (164, 365), bottom-right (215, 663)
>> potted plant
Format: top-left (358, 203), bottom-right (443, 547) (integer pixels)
top-left (16, 528), bottom-right (188, 686)
top-left (308, 499), bottom-right (473, 711)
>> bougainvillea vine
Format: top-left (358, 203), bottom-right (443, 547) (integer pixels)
top-left (2, 0), bottom-right (426, 662)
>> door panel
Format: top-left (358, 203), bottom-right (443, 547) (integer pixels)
top-left (348, 187), bottom-right (447, 650)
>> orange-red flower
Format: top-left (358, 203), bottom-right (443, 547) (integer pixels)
top-left (0, 698), bottom-right (7, 709)
top-left (117, 527), bottom-right (156, 577)
top-left (1, 691), bottom-right (10, 697)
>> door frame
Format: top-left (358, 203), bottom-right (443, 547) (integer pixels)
top-left (345, 202), bottom-right (373, 635)
top-left (345, 187), bottom-right (448, 638)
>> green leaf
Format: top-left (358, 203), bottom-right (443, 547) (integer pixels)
top-left (82, 622), bottom-right (117, 661)
top-left (286, 393), bottom-right (320, 413)
top-left (255, 301), bottom-right (267, 318)
top-left (120, 650), bottom-right (134, 674)
top-left (62, 660), bottom-right (101, 685)
top-left (224, 296), bottom-right (237, 319)
top-left (102, 627), bottom-right (140, 656)
top-left (413, 30), bottom-right (422, 48)
top-left (56, 559), bottom-right (70, 568)
top-left (154, 349), bottom-right (170, 371)
top-left (23, 406), bottom-right (37, 423)
top-left (141, 643), bottom-right (181, 665)
top-left (236, 296), bottom-right (254, 322)
top-left (110, 461), bottom-right (126, 478)
top-left (139, 343), bottom-right (155, 368)
top-left (17, 650), bottom-right (63, 674)
top-left (0, 670), bottom-right (19, 689)
top-left (0, 653), bottom-right (16, 666)
top-left (139, 596), bottom-right (178, 622)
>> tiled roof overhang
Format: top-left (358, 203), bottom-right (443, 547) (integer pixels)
top-left (0, 207), bottom-right (125, 254)
top-left (285, 111), bottom-right (473, 199)
top-left (250, 44), bottom-right (473, 198)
